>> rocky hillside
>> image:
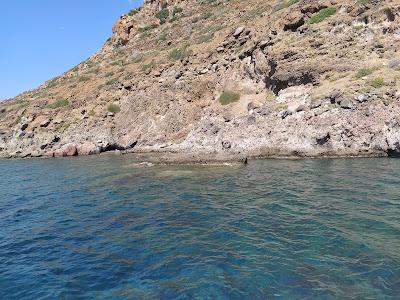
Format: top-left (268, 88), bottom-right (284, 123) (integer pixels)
top-left (2, 0), bottom-right (400, 159)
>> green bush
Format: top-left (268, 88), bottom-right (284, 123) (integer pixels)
top-left (171, 7), bottom-right (183, 21)
top-left (173, 7), bottom-right (183, 15)
top-left (309, 6), bottom-right (337, 24)
top-left (369, 77), bottom-right (385, 88)
top-left (171, 7), bottom-right (183, 22)
top-left (48, 99), bottom-right (69, 109)
top-left (138, 24), bottom-right (158, 32)
top-left (107, 103), bottom-right (121, 113)
top-left (197, 33), bottom-right (214, 44)
top-left (219, 91), bottom-right (240, 105)
top-left (155, 9), bottom-right (169, 24)
top-left (47, 78), bottom-right (59, 88)
top-left (105, 78), bottom-right (117, 86)
top-left (169, 47), bottom-right (190, 60)
top-left (355, 68), bottom-right (374, 79)
top-left (127, 9), bottom-right (139, 17)
top-left (78, 75), bottom-right (90, 82)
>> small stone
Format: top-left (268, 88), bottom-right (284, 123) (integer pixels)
top-left (223, 116), bottom-right (231, 122)
top-left (295, 104), bottom-right (305, 112)
top-left (200, 68), bottom-right (209, 74)
top-left (310, 99), bottom-right (322, 109)
top-left (316, 132), bottom-right (330, 145)
top-left (153, 70), bottom-right (162, 77)
top-left (21, 123), bottom-right (29, 131)
top-left (329, 89), bottom-right (342, 103)
top-left (233, 27), bottom-right (245, 38)
top-left (216, 46), bottom-right (225, 53)
top-left (259, 40), bottom-right (271, 48)
top-left (40, 118), bottom-right (51, 128)
top-left (281, 110), bottom-right (291, 119)
top-left (222, 141), bottom-right (232, 149)
top-left (107, 112), bottom-right (115, 117)
top-left (340, 99), bottom-right (353, 109)
top-left (355, 94), bottom-right (367, 103)
top-left (247, 115), bottom-right (256, 124)
top-left (175, 72), bottom-right (182, 79)
top-left (314, 107), bottom-right (329, 116)
top-left (247, 102), bottom-right (259, 112)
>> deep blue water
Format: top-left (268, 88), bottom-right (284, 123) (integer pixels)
top-left (1, 156), bottom-right (400, 299)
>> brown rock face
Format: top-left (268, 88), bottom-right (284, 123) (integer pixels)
top-left (2, 0), bottom-right (400, 160)
top-left (282, 10), bottom-right (305, 32)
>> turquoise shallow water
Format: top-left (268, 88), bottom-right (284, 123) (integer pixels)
top-left (1, 156), bottom-right (400, 299)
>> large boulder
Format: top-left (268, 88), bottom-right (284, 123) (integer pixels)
top-left (77, 142), bottom-right (101, 156)
top-left (54, 143), bottom-right (78, 157)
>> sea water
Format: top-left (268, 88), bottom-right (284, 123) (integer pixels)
top-left (0, 156), bottom-right (399, 299)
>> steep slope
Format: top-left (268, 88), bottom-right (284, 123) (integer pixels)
top-left (2, 0), bottom-right (400, 159)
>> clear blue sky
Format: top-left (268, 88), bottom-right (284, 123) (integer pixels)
top-left (0, 0), bottom-right (143, 100)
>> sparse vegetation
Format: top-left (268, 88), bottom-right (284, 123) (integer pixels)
top-left (356, 68), bottom-right (374, 79)
top-left (47, 78), bottom-right (59, 88)
top-left (132, 55), bottom-right (144, 63)
top-left (107, 103), bottom-right (121, 113)
top-left (265, 90), bottom-right (276, 102)
top-left (171, 7), bottom-right (183, 21)
top-left (47, 99), bottom-right (69, 109)
top-left (272, 0), bottom-right (299, 12)
top-left (141, 60), bottom-right (156, 73)
top-left (155, 9), bottom-right (169, 24)
top-left (197, 33), bottom-right (214, 44)
top-left (78, 76), bottom-right (91, 82)
top-left (241, 7), bottom-right (265, 21)
top-left (138, 24), bottom-right (158, 32)
top-left (110, 60), bottom-right (123, 66)
top-left (169, 46), bottom-right (190, 60)
top-left (219, 91), bottom-right (240, 105)
top-left (87, 67), bottom-right (100, 74)
top-left (369, 77), bottom-right (385, 88)
top-left (309, 6), bottom-right (337, 24)
top-left (105, 78), bottom-right (117, 86)
top-left (127, 9), bottom-right (138, 17)
top-left (353, 24), bottom-right (364, 31)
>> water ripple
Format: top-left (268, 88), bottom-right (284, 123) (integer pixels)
top-left (0, 157), bottom-right (400, 299)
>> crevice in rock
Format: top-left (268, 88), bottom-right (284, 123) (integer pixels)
top-left (384, 8), bottom-right (396, 22)
top-left (387, 149), bottom-right (400, 157)
top-left (102, 141), bottom-right (138, 153)
top-left (103, 143), bottom-right (127, 152)
top-left (266, 71), bottom-right (316, 95)
top-left (316, 133), bottom-right (331, 146)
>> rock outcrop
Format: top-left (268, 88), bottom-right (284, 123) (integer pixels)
top-left (1, 0), bottom-right (400, 159)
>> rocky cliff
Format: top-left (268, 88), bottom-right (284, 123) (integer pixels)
top-left (2, 0), bottom-right (400, 159)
